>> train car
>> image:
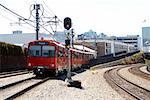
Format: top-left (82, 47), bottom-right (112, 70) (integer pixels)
top-left (27, 39), bottom-right (95, 76)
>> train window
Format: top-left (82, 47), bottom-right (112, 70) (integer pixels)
top-left (106, 43), bottom-right (107, 47)
top-left (36, 51), bottom-right (40, 56)
top-left (28, 45), bottom-right (41, 56)
top-left (42, 46), bottom-right (55, 57)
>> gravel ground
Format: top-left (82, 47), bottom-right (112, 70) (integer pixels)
top-left (119, 66), bottom-right (150, 90)
top-left (15, 67), bottom-right (125, 100)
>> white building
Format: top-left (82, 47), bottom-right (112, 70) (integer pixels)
top-left (142, 27), bottom-right (150, 46)
top-left (142, 27), bottom-right (150, 52)
top-left (115, 35), bottom-right (141, 50)
top-left (0, 31), bottom-right (54, 46)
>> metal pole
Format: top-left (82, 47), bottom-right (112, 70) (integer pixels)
top-left (71, 29), bottom-right (74, 48)
top-left (113, 39), bottom-right (116, 57)
top-left (67, 48), bottom-right (72, 81)
top-left (83, 36), bottom-right (84, 51)
top-left (35, 4), bottom-right (40, 40)
top-left (95, 35), bottom-right (97, 57)
top-left (66, 32), bottom-right (72, 82)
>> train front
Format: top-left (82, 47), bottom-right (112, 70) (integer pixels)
top-left (27, 40), bottom-right (56, 76)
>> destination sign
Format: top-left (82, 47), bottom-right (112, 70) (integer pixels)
top-left (35, 41), bottom-right (49, 45)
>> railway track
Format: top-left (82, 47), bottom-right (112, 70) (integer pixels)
top-left (0, 70), bottom-right (32, 78)
top-left (0, 76), bottom-right (51, 100)
top-left (104, 67), bottom-right (150, 100)
top-left (128, 64), bottom-right (150, 81)
top-left (0, 76), bottom-right (35, 89)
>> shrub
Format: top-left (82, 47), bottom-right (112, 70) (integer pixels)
top-left (122, 51), bottom-right (145, 64)
top-left (0, 42), bottom-right (25, 56)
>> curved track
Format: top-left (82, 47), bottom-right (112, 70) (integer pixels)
top-left (104, 67), bottom-right (150, 100)
top-left (128, 65), bottom-right (150, 81)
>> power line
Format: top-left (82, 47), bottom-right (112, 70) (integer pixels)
top-left (0, 10), bottom-right (34, 32)
top-left (0, 4), bottom-right (27, 20)
top-left (0, 3), bottom-right (54, 34)
top-left (42, 0), bottom-right (55, 16)
top-left (0, 5), bottom-right (19, 21)
top-left (1, 3), bottom-right (61, 35)
top-left (40, 23), bottom-right (53, 34)
top-left (27, 4), bottom-right (35, 20)
top-left (28, 4), bottom-right (54, 34)
top-left (0, 3), bottom-right (36, 28)
top-left (42, 0), bottom-right (62, 23)
top-left (0, 11), bottom-right (16, 22)
top-left (34, 1), bottom-right (63, 33)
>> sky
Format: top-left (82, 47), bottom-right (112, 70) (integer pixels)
top-left (0, 0), bottom-right (150, 36)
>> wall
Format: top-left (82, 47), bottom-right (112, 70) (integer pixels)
top-left (0, 55), bottom-right (27, 72)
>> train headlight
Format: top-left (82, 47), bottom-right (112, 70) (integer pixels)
top-left (51, 64), bottom-right (54, 67)
top-left (28, 63), bottom-right (31, 66)
top-left (38, 68), bottom-right (41, 72)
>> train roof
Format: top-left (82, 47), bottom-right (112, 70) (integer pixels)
top-left (29, 39), bottom-right (96, 55)
top-left (73, 45), bottom-right (96, 53)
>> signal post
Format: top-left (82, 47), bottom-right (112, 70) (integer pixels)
top-left (64, 17), bottom-right (81, 88)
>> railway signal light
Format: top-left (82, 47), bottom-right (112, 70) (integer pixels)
top-left (64, 17), bottom-right (72, 30)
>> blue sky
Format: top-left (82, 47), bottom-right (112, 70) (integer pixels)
top-left (0, 0), bottom-right (150, 36)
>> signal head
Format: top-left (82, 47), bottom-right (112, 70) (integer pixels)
top-left (64, 17), bottom-right (72, 30)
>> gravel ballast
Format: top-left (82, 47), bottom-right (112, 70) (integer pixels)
top-left (15, 67), bottom-right (125, 100)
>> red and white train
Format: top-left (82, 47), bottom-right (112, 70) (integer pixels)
top-left (27, 39), bottom-right (95, 76)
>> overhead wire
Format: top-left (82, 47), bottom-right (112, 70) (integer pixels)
top-left (1, 3), bottom-right (63, 35)
top-left (42, 0), bottom-right (63, 27)
top-left (0, 4), bottom-right (19, 21)
top-left (0, 3), bottom-right (54, 34)
top-left (0, 3), bottom-right (36, 28)
top-left (41, 1), bottom-right (57, 30)
top-left (0, 4), bottom-right (28, 21)
top-left (27, 4), bottom-right (35, 20)
top-left (0, 8), bottom-right (35, 34)
top-left (42, 0), bottom-right (55, 16)
top-left (0, 8), bottom-right (34, 32)
top-left (28, 3), bottom-right (54, 34)
top-left (39, 4), bottom-right (44, 18)
top-left (0, 11), bottom-right (16, 22)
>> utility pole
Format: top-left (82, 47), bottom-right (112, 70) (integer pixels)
top-left (71, 29), bottom-right (74, 48)
top-left (66, 32), bottom-right (72, 81)
top-left (34, 4), bottom-right (40, 40)
top-left (94, 35), bottom-right (97, 58)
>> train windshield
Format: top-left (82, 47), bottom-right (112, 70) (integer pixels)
top-left (28, 45), bottom-right (55, 57)
top-left (42, 46), bottom-right (55, 57)
top-left (28, 45), bottom-right (41, 56)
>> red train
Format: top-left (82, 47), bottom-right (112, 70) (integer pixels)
top-left (27, 39), bottom-right (95, 76)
